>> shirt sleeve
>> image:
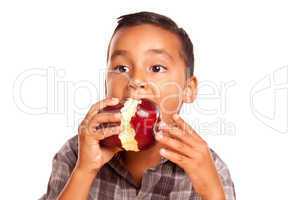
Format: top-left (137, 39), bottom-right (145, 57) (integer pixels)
top-left (39, 136), bottom-right (78, 200)
top-left (210, 149), bottom-right (236, 200)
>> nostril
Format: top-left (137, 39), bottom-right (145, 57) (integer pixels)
top-left (129, 79), bottom-right (146, 89)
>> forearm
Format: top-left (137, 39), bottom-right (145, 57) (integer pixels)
top-left (194, 182), bottom-right (225, 200)
top-left (196, 189), bottom-right (225, 200)
top-left (189, 171), bottom-right (225, 200)
top-left (57, 167), bottom-right (98, 200)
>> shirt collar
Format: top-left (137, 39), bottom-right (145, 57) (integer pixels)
top-left (108, 151), bottom-right (169, 172)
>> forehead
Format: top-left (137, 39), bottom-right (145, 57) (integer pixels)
top-left (108, 24), bottom-right (183, 60)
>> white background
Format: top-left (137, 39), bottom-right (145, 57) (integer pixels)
top-left (0, 0), bottom-right (299, 199)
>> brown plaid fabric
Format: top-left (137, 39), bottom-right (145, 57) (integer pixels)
top-left (39, 136), bottom-right (235, 200)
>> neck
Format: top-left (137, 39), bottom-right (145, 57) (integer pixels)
top-left (121, 142), bottom-right (163, 170)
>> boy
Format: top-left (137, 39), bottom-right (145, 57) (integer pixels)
top-left (40, 11), bottom-right (235, 200)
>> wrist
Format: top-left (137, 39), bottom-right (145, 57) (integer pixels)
top-left (189, 175), bottom-right (225, 200)
top-left (57, 165), bottom-right (99, 200)
top-left (198, 187), bottom-right (225, 200)
top-left (73, 165), bottom-right (101, 179)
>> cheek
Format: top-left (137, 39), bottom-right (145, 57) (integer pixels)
top-left (157, 81), bottom-right (184, 115)
top-left (106, 74), bottom-right (129, 96)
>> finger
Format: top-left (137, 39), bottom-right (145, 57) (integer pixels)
top-left (155, 131), bottom-right (194, 158)
top-left (172, 114), bottom-right (206, 144)
top-left (160, 125), bottom-right (199, 148)
top-left (89, 126), bottom-right (121, 141)
top-left (85, 97), bottom-right (120, 122)
top-left (101, 146), bottom-right (123, 155)
top-left (159, 148), bottom-right (190, 167)
top-left (89, 112), bottom-right (121, 130)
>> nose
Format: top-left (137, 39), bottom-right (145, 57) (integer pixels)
top-left (127, 79), bottom-right (148, 100)
top-left (128, 66), bottom-right (148, 90)
top-left (128, 79), bottom-right (146, 89)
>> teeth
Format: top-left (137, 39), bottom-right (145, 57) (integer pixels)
top-left (118, 98), bottom-right (141, 151)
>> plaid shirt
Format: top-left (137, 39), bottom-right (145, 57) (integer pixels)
top-left (40, 136), bottom-right (236, 200)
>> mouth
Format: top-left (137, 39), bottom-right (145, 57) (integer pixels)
top-left (122, 97), bottom-right (160, 122)
top-left (122, 95), bottom-right (156, 103)
top-left (99, 97), bottom-right (161, 152)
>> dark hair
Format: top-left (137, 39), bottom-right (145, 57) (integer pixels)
top-left (108, 11), bottom-right (194, 77)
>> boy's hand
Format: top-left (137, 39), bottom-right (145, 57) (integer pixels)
top-left (76, 97), bottom-right (123, 175)
top-left (155, 114), bottom-right (225, 200)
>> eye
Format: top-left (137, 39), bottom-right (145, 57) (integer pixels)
top-left (149, 65), bottom-right (167, 73)
top-left (112, 65), bottom-right (129, 73)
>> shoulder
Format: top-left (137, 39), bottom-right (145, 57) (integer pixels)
top-left (209, 148), bottom-right (229, 172)
top-left (53, 135), bottom-right (78, 168)
top-left (209, 148), bottom-right (233, 181)
top-left (209, 148), bottom-right (236, 199)
top-left (40, 136), bottom-right (79, 200)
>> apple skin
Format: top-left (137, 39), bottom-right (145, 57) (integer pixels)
top-left (98, 98), bottom-right (160, 151)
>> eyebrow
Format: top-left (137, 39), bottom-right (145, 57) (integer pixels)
top-left (110, 50), bottom-right (128, 60)
top-left (110, 48), bottom-right (174, 61)
top-left (146, 48), bottom-right (174, 61)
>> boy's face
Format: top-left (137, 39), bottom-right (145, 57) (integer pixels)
top-left (106, 24), bottom-right (197, 124)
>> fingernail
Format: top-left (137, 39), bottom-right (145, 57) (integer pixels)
top-left (155, 131), bottom-right (163, 140)
top-left (112, 97), bottom-right (119, 104)
top-left (160, 148), bottom-right (166, 155)
top-left (113, 126), bottom-right (120, 132)
top-left (114, 113), bottom-right (121, 118)
top-left (158, 121), bottom-right (167, 130)
top-left (95, 155), bottom-right (101, 160)
top-left (173, 114), bottom-right (180, 120)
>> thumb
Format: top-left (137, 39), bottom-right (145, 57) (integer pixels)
top-left (113, 147), bottom-right (123, 154)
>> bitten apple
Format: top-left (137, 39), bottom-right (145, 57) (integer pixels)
top-left (98, 98), bottom-right (160, 152)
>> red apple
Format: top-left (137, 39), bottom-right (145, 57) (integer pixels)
top-left (98, 98), bottom-right (160, 151)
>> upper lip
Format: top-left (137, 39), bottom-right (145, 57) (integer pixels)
top-left (122, 96), bottom-right (160, 118)
top-left (124, 96), bottom-right (157, 104)
top-left (124, 94), bottom-right (152, 101)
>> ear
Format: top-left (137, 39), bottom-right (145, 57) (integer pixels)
top-left (105, 79), bottom-right (107, 96)
top-left (183, 75), bottom-right (198, 103)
